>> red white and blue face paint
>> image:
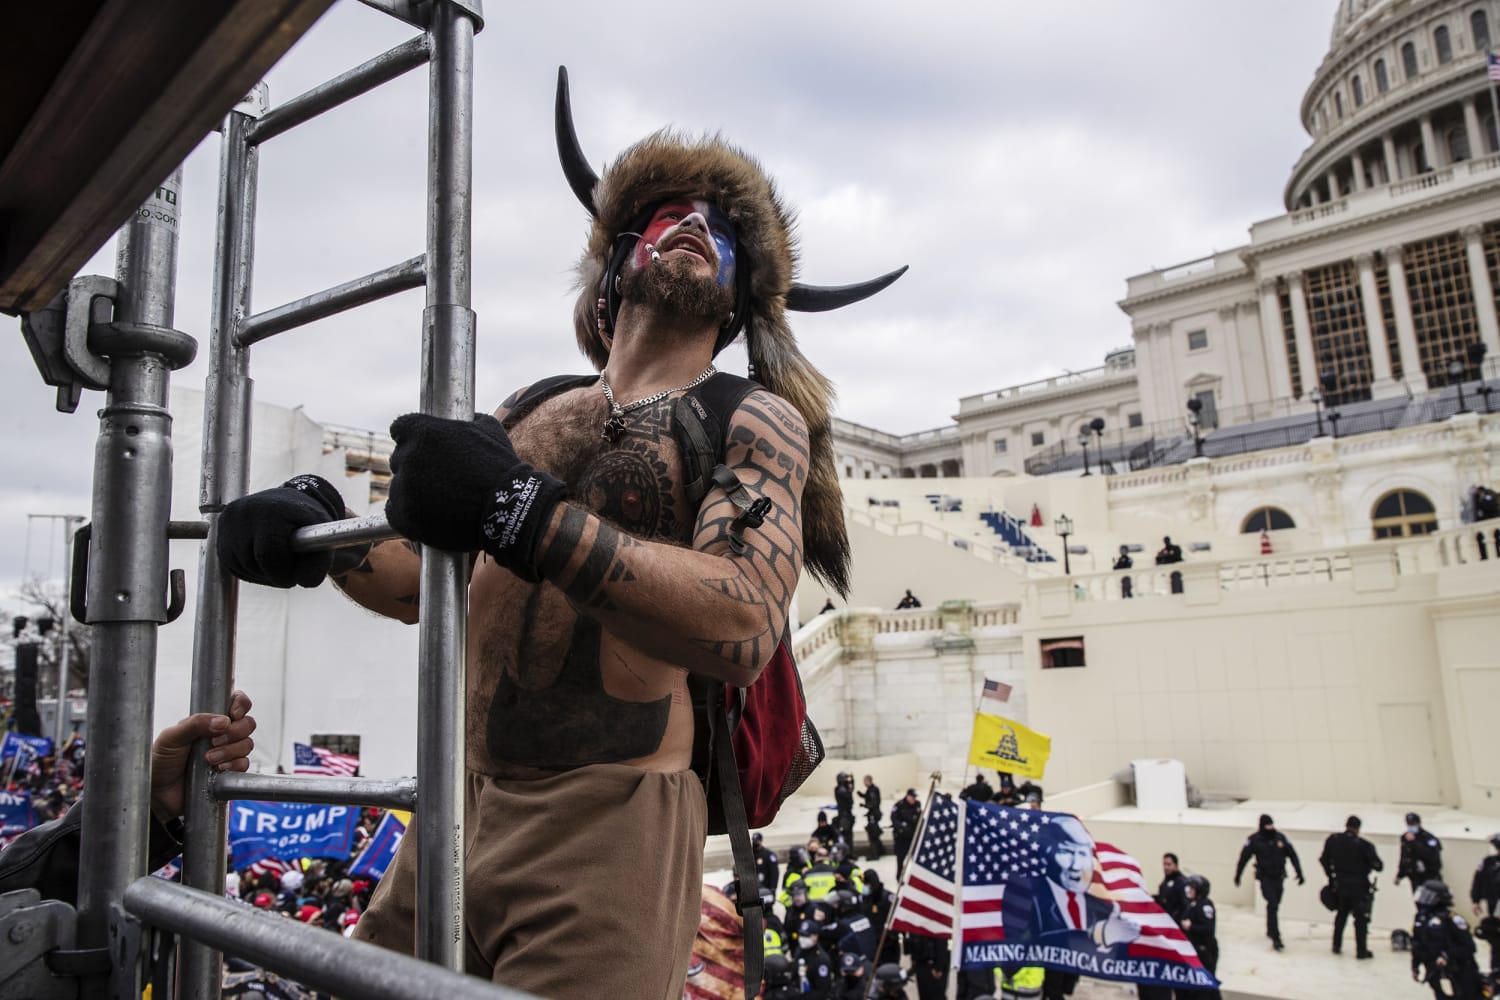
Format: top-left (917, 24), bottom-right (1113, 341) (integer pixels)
top-left (634, 198), bottom-right (737, 287)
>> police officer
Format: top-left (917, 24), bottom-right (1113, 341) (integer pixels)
top-left (1233, 813), bottom-right (1304, 950)
top-left (782, 845), bottom-right (811, 897)
top-left (753, 830), bottom-right (780, 894)
top-left (1397, 812), bottom-right (1443, 893)
top-left (835, 771), bottom-right (857, 849)
top-left (1470, 833), bottom-right (1500, 974)
top-left (961, 771), bottom-right (995, 802)
top-left (793, 918), bottom-right (835, 1000)
top-left (905, 932), bottom-right (950, 1000)
top-left (1179, 874), bottom-right (1221, 1000)
top-left (996, 965), bottom-right (1044, 999)
top-left (892, 788), bottom-right (923, 877)
top-left (861, 870), bottom-right (902, 966)
top-left (873, 962), bottom-right (909, 999)
top-left (1412, 880), bottom-right (1483, 999)
top-left (763, 889), bottom-right (789, 966)
top-left (1156, 852), bottom-right (1189, 923)
top-left (761, 954), bottom-right (801, 1000)
top-left (860, 775), bottom-right (884, 860)
top-left (784, 878), bottom-right (817, 931)
top-left (1320, 814), bottom-right (1383, 958)
top-left (802, 852), bottom-right (840, 902)
top-left (834, 951), bottom-right (874, 999)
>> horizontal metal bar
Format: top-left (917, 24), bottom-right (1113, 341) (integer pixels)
top-left (167, 519), bottom-right (209, 540)
top-left (235, 255), bottom-right (426, 346)
top-left (123, 879), bottom-right (538, 1000)
top-left (247, 35), bottom-right (432, 145)
top-left (211, 772), bottom-right (417, 810)
top-left (290, 512), bottom-right (400, 553)
top-left (354, 0), bottom-right (486, 32)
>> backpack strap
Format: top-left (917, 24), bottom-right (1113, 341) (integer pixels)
top-left (674, 373), bottom-right (758, 507)
top-left (500, 373), bottom-right (597, 430)
top-left (708, 678), bottom-right (764, 998)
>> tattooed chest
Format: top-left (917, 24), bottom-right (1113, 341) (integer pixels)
top-left (511, 393), bottom-right (693, 543)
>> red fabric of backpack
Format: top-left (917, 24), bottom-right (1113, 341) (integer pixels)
top-left (724, 638), bottom-right (823, 830)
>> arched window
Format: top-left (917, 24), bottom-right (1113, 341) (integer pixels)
top-left (1372, 489), bottom-right (1438, 538)
top-left (1375, 58), bottom-right (1390, 93)
top-left (1402, 41), bottom-right (1419, 79)
top-left (1352, 75), bottom-right (1364, 106)
top-left (1435, 26), bottom-right (1453, 63)
top-left (1474, 10), bottom-right (1491, 51)
top-left (1334, 91), bottom-right (1345, 119)
top-left (1451, 125), bottom-right (1472, 162)
top-left (1242, 507), bottom-right (1296, 532)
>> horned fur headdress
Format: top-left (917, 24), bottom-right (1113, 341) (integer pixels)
top-left (556, 68), bottom-right (906, 597)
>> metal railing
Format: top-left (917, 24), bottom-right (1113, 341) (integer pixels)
top-left (33, 2), bottom-right (529, 997)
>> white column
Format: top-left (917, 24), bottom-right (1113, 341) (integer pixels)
top-left (1420, 114), bottom-right (1441, 168)
top-left (1258, 278), bottom-right (1295, 400)
top-left (1382, 133), bottom-right (1400, 183)
top-left (1131, 322), bottom-right (1161, 426)
top-left (1384, 244), bottom-right (1429, 391)
top-left (1462, 224), bottom-right (1500, 359)
top-left (1218, 304), bottom-right (1250, 406)
top-left (1355, 252), bottom-right (1397, 395)
top-left (1463, 98), bottom-right (1483, 161)
top-left (1310, 183), bottom-right (1324, 206)
top-left (1351, 150), bottom-right (1368, 191)
top-left (1326, 170), bottom-right (1341, 199)
top-left (1286, 270), bottom-right (1319, 399)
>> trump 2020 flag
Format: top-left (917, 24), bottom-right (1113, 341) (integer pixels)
top-left (891, 796), bottom-right (1218, 992)
top-left (349, 811), bottom-right (406, 880)
top-left (228, 801), bottom-right (359, 869)
top-left (967, 713), bottom-right (1050, 780)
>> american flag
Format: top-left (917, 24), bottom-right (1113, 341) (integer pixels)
top-left (1490, 51), bottom-right (1500, 83)
top-left (293, 742), bottom-right (360, 777)
top-left (891, 797), bottom-right (1203, 970)
top-left (981, 678), bottom-right (1012, 705)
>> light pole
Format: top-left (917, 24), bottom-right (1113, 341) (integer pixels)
top-left (1329, 410), bottom-right (1341, 439)
top-left (1450, 356), bottom-right (1469, 414)
top-left (1185, 398), bottom-right (1203, 457)
top-left (1077, 429), bottom-right (1092, 476)
top-left (1055, 514), bottom-right (1073, 575)
top-left (1090, 416), bottom-right (1106, 472)
top-left (1309, 386), bottom-right (1325, 436)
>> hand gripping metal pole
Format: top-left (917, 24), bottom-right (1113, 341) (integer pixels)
top-left (417, 0), bottom-right (480, 970)
top-left (178, 88), bottom-right (263, 1000)
top-left (75, 166), bottom-right (195, 1000)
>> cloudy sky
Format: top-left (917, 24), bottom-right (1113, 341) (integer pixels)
top-left (1, 0), bottom-right (1342, 602)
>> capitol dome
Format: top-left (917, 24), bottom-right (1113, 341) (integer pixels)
top-left (1286, 0), bottom-right (1497, 210)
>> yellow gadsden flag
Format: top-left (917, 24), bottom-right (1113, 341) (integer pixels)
top-left (967, 713), bottom-right (1051, 780)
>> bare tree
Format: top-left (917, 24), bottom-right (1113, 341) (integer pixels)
top-left (4, 578), bottom-right (91, 697)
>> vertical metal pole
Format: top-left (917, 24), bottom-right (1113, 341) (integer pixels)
top-left (179, 88), bottom-right (264, 1000)
top-left (53, 514), bottom-right (82, 750)
top-left (77, 167), bottom-right (190, 1000)
top-left (417, 0), bottom-right (478, 970)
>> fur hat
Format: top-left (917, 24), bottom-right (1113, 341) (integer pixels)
top-left (554, 69), bottom-right (905, 596)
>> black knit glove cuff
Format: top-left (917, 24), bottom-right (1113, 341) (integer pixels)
top-left (283, 475), bottom-right (344, 520)
top-left (478, 465), bottom-right (567, 578)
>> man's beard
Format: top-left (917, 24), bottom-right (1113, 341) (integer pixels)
top-left (618, 256), bottom-right (734, 329)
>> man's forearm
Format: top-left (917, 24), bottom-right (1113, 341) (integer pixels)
top-left (329, 537), bottom-right (423, 623)
top-left (533, 502), bottom-right (793, 686)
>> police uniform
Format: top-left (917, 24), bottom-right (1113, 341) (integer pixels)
top-left (1180, 891), bottom-right (1220, 1000)
top-left (1412, 905), bottom-right (1482, 999)
top-left (1470, 841), bottom-right (1500, 972)
top-left (795, 941), bottom-right (835, 1000)
top-left (1397, 815), bottom-right (1443, 892)
top-left (891, 794), bottom-right (923, 877)
top-left (1233, 816), bottom-right (1304, 948)
top-left (905, 932), bottom-right (951, 1000)
top-left (754, 837), bottom-right (780, 893)
top-left (1319, 820), bottom-right (1383, 957)
top-left (1156, 871), bottom-right (1189, 922)
top-left (859, 780), bottom-right (884, 859)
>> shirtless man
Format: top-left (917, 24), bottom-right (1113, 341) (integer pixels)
top-left (216, 83), bottom-right (900, 996)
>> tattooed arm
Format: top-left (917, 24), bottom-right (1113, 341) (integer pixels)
top-left (332, 384), bottom-right (534, 624)
top-left (532, 388), bottom-right (805, 687)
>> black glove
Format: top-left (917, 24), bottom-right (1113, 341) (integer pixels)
top-left (1297, 874), bottom-right (1305, 886)
top-left (385, 413), bottom-right (566, 575)
top-left (217, 475), bottom-right (345, 588)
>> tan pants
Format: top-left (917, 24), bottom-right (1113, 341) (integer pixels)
top-left (355, 764), bottom-right (707, 999)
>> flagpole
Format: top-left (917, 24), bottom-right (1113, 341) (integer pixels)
top-left (948, 794), bottom-right (968, 985)
top-left (868, 772), bottom-right (942, 1000)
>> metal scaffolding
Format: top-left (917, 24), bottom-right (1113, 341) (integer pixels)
top-left (9, 1), bottom-right (540, 996)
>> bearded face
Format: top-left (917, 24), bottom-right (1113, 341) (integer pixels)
top-left (616, 198), bottom-right (737, 327)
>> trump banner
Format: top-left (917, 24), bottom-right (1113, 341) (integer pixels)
top-left (891, 796), bottom-right (1219, 992)
top-left (0, 790), bottom-right (36, 837)
top-left (348, 811), bottom-right (406, 880)
top-left (967, 713), bottom-right (1050, 780)
top-left (1, 732), bottom-right (52, 763)
top-left (228, 801), bottom-right (359, 870)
